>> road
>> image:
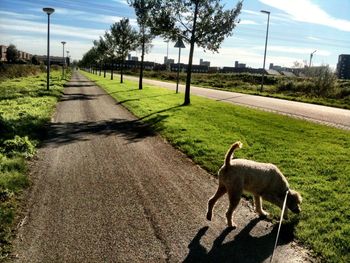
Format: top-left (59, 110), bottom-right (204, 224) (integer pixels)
top-left (14, 71), bottom-right (311, 262)
top-left (125, 75), bottom-right (350, 130)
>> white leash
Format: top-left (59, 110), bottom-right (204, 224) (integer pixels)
top-left (270, 190), bottom-right (289, 263)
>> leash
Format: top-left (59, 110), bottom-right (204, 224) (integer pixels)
top-left (270, 190), bottom-right (289, 263)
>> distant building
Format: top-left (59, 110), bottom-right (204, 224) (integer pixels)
top-left (234, 60), bottom-right (246, 68)
top-left (170, 63), bottom-right (209, 73)
top-left (17, 51), bottom-right (32, 62)
top-left (337, 54), bottom-right (350, 79)
top-left (0, 45), bottom-right (33, 63)
top-left (221, 67), bottom-right (263, 74)
top-left (128, 54), bottom-right (131, 60)
top-left (199, 58), bottom-right (210, 67)
top-left (164, 56), bottom-right (174, 65)
top-left (0, 45), bottom-right (6, 61)
top-left (36, 55), bottom-right (65, 65)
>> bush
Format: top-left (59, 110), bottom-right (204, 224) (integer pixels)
top-left (0, 64), bottom-right (44, 80)
top-left (305, 65), bottom-right (338, 97)
top-left (1, 135), bottom-right (36, 158)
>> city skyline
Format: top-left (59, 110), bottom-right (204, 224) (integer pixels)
top-left (0, 0), bottom-right (349, 69)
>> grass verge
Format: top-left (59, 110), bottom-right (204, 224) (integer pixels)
top-left (83, 71), bottom-right (349, 263)
top-left (0, 70), bottom-right (70, 260)
top-left (125, 71), bottom-right (350, 109)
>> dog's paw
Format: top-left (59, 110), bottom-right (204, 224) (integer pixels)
top-left (227, 221), bottom-right (237, 228)
top-left (257, 210), bottom-right (269, 218)
top-left (206, 212), bottom-right (212, 221)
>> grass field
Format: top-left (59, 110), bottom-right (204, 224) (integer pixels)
top-left (83, 71), bottom-right (350, 263)
top-left (125, 70), bottom-right (350, 109)
top-left (0, 70), bottom-right (70, 259)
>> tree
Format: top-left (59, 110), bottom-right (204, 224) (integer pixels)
top-left (93, 37), bottom-right (108, 77)
top-left (128, 0), bottom-right (155, 90)
top-left (306, 65), bottom-right (338, 97)
top-left (110, 18), bottom-right (138, 83)
top-left (31, 55), bottom-right (40, 65)
top-left (6, 44), bottom-right (19, 63)
top-left (149, 0), bottom-right (242, 105)
top-left (80, 47), bottom-right (98, 73)
top-left (104, 31), bottom-right (116, 80)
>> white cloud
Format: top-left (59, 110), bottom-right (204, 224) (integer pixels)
top-left (82, 15), bottom-right (137, 26)
top-left (253, 45), bottom-right (331, 56)
top-left (240, 20), bottom-right (259, 25)
top-left (53, 8), bottom-right (87, 16)
top-left (242, 9), bottom-right (261, 16)
top-left (307, 36), bottom-right (321, 41)
top-left (259, 0), bottom-right (350, 32)
top-left (112, 0), bottom-right (129, 5)
top-left (0, 10), bottom-right (40, 20)
top-left (0, 18), bottom-right (104, 40)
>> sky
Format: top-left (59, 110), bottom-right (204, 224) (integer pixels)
top-left (0, 0), bottom-right (350, 69)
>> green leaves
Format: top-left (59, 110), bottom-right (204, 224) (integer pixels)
top-left (110, 18), bottom-right (139, 60)
top-left (149, 0), bottom-right (242, 51)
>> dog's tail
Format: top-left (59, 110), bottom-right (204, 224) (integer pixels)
top-left (225, 141), bottom-right (243, 167)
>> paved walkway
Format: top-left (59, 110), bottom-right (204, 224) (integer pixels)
top-left (125, 76), bottom-right (350, 130)
top-left (14, 71), bottom-right (312, 262)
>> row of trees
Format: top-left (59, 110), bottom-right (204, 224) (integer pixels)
top-left (80, 0), bottom-right (243, 105)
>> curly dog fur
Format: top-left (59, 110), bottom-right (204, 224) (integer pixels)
top-left (206, 141), bottom-right (302, 227)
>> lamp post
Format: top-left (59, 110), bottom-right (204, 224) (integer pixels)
top-left (260, 10), bottom-right (270, 92)
top-left (61, 41), bottom-right (66, 79)
top-left (309, 50), bottom-right (317, 67)
top-left (66, 50), bottom-right (70, 68)
top-left (164, 40), bottom-right (169, 69)
top-left (43, 7), bottom-right (55, 91)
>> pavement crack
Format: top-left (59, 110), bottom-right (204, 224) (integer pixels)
top-left (142, 206), bottom-right (171, 262)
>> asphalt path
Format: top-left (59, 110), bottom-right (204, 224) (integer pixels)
top-left (14, 71), bottom-right (311, 262)
top-left (125, 75), bottom-right (350, 130)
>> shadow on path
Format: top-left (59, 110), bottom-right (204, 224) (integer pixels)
top-left (44, 118), bottom-right (157, 147)
top-left (184, 218), bottom-right (293, 263)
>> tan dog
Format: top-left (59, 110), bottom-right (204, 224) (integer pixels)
top-left (206, 141), bottom-right (302, 227)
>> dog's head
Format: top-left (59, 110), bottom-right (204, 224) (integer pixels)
top-left (287, 189), bottom-right (302, 214)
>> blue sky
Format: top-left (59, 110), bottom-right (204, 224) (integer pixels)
top-left (0, 0), bottom-right (349, 69)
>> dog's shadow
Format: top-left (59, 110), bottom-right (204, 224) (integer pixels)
top-left (183, 218), bottom-right (294, 263)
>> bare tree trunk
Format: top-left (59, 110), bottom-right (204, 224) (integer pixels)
top-left (121, 59), bottom-right (124, 84)
top-left (104, 62), bottom-right (106, 78)
top-left (111, 60), bottom-right (114, 80)
top-left (184, 1), bottom-right (199, 105)
top-left (139, 37), bottom-right (145, 90)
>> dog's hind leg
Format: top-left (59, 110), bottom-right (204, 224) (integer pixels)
top-left (226, 187), bottom-right (242, 228)
top-left (207, 184), bottom-right (227, 221)
top-left (254, 195), bottom-right (269, 217)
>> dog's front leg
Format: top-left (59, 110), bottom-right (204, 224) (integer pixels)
top-left (254, 195), bottom-right (269, 217)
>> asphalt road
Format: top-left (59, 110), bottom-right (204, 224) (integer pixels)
top-left (125, 75), bottom-right (350, 130)
top-left (14, 71), bottom-right (311, 262)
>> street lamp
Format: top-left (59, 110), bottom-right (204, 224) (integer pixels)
top-left (66, 50), bottom-right (70, 67)
top-left (61, 41), bottom-right (66, 79)
top-left (309, 50), bottom-right (317, 67)
top-left (43, 7), bottom-right (55, 90)
top-left (260, 10), bottom-right (270, 92)
top-left (164, 40), bottom-right (169, 69)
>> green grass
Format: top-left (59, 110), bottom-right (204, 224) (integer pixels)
top-left (126, 70), bottom-right (350, 109)
top-left (0, 70), bottom-right (70, 260)
top-left (84, 71), bottom-right (350, 263)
